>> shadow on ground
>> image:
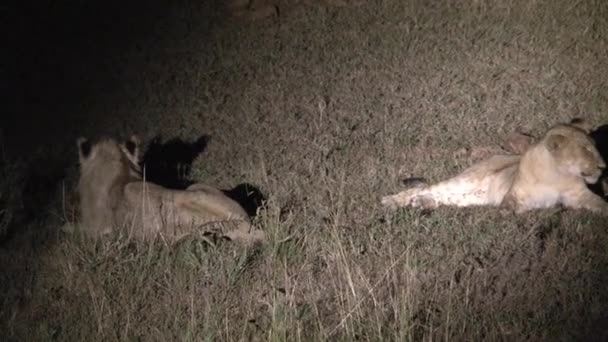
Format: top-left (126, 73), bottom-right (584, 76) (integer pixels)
top-left (142, 135), bottom-right (210, 190)
top-left (223, 183), bottom-right (267, 217)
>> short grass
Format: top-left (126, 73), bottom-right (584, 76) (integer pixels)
top-left (3, 0), bottom-right (608, 340)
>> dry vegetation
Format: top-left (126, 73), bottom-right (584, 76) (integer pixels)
top-left (3, 0), bottom-right (608, 340)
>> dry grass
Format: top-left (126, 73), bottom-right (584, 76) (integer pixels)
top-left (3, 0), bottom-right (608, 340)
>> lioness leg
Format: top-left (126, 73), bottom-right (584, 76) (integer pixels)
top-left (382, 176), bottom-right (494, 209)
top-left (382, 155), bottom-right (519, 210)
top-left (562, 188), bottom-right (608, 214)
top-left (222, 221), bottom-right (266, 244)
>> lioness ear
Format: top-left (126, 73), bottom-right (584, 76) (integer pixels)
top-left (77, 137), bottom-right (92, 162)
top-left (505, 132), bottom-right (536, 154)
top-left (123, 135), bottom-right (141, 161)
top-left (569, 118), bottom-right (593, 133)
top-left (545, 134), bottom-right (567, 152)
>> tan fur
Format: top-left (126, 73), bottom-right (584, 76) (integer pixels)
top-left (382, 120), bottom-right (608, 214)
top-left (77, 136), bottom-right (265, 244)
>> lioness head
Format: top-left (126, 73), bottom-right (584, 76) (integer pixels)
top-left (544, 119), bottom-right (606, 184)
top-left (77, 136), bottom-right (143, 235)
top-left (77, 135), bottom-right (142, 182)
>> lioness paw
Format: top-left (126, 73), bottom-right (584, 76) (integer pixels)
top-left (410, 194), bottom-right (437, 209)
top-left (381, 195), bottom-right (402, 210)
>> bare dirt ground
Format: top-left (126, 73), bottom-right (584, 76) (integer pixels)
top-left (3, 0), bottom-right (608, 340)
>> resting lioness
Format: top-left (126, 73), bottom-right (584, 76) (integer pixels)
top-left (77, 136), bottom-right (265, 244)
top-left (382, 119), bottom-right (608, 214)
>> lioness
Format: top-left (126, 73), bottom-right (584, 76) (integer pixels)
top-left (77, 136), bottom-right (265, 244)
top-left (382, 119), bottom-right (608, 214)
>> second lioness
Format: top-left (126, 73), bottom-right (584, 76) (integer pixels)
top-left (382, 119), bottom-right (608, 214)
top-left (77, 136), bottom-right (265, 244)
